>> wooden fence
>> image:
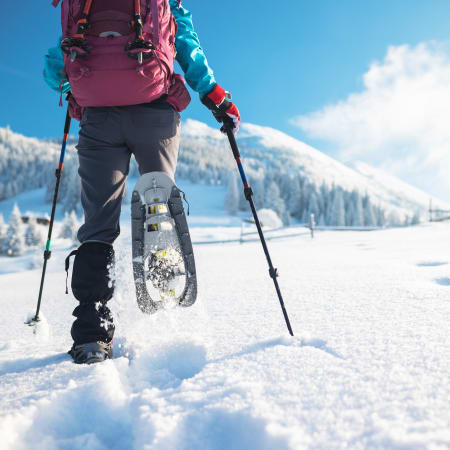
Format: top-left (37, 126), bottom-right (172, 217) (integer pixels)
top-left (192, 216), bottom-right (382, 246)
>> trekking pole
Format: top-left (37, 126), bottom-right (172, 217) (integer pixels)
top-left (222, 119), bottom-right (294, 336)
top-left (26, 103), bottom-right (72, 325)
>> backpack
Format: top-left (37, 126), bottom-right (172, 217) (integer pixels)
top-left (51, 0), bottom-right (190, 111)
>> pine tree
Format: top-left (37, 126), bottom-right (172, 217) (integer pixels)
top-left (325, 187), bottom-right (336, 225)
top-left (347, 201), bottom-right (355, 227)
top-left (318, 213), bottom-right (326, 226)
top-left (363, 195), bottom-right (377, 226)
top-left (279, 175), bottom-right (294, 212)
top-left (386, 210), bottom-right (402, 227)
top-left (355, 193), bottom-right (364, 226)
top-left (2, 204), bottom-right (25, 257)
top-left (301, 208), bottom-right (310, 225)
top-left (288, 176), bottom-right (302, 218)
top-left (60, 211), bottom-right (79, 242)
top-left (308, 191), bottom-right (320, 218)
top-left (62, 162), bottom-right (81, 212)
top-left (376, 207), bottom-right (386, 227)
top-left (320, 183), bottom-right (330, 220)
top-left (282, 208), bottom-right (292, 226)
top-left (224, 172), bottom-right (239, 215)
top-left (410, 210), bottom-right (421, 225)
top-left (252, 176), bottom-right (265, 210)
top-left (265, 181), bottom-right (286, 224)
top-left (25, 216), bottom-right (45, 247)
top-left (350, 191), bottom-right (364, 226)
top-left (0, 213), bottom-right (6, 253)
top-left (329, 189), bottom-right (346, 226)
top-left (300, 184), bottom-right (311, 221)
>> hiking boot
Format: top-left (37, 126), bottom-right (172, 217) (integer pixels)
top-left (68, 341), bottom-right (113, 364)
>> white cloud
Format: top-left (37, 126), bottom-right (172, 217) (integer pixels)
top-left (292, 42), bottom-right (450, 201)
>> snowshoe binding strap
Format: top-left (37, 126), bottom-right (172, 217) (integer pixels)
top-left (68, 341), bottom-right (112, 364)
top-left (178, 189), bottom-right (190, 216)
top-left (167, 186), bottom-right (197, 307)
top-left (65, 249), bottom-right (78, 294)
top-left (125, 0), bottom-right (155, 64)
top-left (61, 0), bottom-right (94, 61)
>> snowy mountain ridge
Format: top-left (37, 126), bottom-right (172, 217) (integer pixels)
top-left (180, 119), bottom-right (448, 219)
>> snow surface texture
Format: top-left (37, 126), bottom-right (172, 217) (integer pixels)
top-left (1, 207), bottom-right (450, 448)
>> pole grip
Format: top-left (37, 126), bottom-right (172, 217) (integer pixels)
top-left (63, 107), bottom-right (71, 135)
top-left (223, 122), bottom-right (241, 159)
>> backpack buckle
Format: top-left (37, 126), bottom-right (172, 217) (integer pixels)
top-left (124, 38), bottom-right (155, 64)
top-left (61, 37), bottom-right (91, 62)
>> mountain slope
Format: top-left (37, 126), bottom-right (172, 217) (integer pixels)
top-left (180, 120), bottom-right (449, 219)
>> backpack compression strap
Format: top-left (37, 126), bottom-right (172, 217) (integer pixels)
top-left (125, 0), bottom-right (156, 64)
top-left (74, 0), bottom-right (94, 39)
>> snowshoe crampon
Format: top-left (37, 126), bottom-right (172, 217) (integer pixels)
top-left (131, 172), bottom-right (197, 314)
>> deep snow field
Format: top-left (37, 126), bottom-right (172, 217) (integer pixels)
top-left (0, 181), bottom-right (449, 450)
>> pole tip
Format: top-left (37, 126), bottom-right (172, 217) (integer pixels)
top-left (25, 316), bottom-right (40, 326)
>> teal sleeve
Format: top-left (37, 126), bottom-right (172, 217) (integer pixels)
top-left (43, 40), bottom-right (71, 94)
top-left (170, 0), bottom-right (216, 98)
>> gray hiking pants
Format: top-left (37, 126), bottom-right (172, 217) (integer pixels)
top-left (76, 103), bottom-right (180, 244)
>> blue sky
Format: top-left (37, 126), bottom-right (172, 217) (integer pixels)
top-left (0, 0), bottom-right (448, 139)
top-left (1, 1), bottom-right (450, 198)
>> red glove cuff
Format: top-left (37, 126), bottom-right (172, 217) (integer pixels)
top-left (207, 84), bottom-right (227, 106)
top-left (204, 84), bottom-right (241, 134)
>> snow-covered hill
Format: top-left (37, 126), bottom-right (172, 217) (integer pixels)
top-left (0, 127), bottom-right (61, 200)
top-left (180, 120), bottom-right (449, 221)
top-left (1, 121), bottom-right (448, 226)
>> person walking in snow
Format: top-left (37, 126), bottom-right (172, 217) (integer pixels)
top-left (44, 0), bottom-right (240, 364)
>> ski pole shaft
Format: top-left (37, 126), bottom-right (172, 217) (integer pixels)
top-left (223, 123), bottom-right (294, 336)
top-left (32, 106), bottom-right (72, 323)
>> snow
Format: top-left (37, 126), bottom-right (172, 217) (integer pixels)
top-left (1, 180), bottom-right (450, 449)
top-left (182, 119), bottom-right (226, 142)
top-left (256, 209), bottom-right (282, 229)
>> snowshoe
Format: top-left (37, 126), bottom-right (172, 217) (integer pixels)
top-left (68, 341), bottom-right (113, 364)
top-left (131, 172), bottom-right (197, 314)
